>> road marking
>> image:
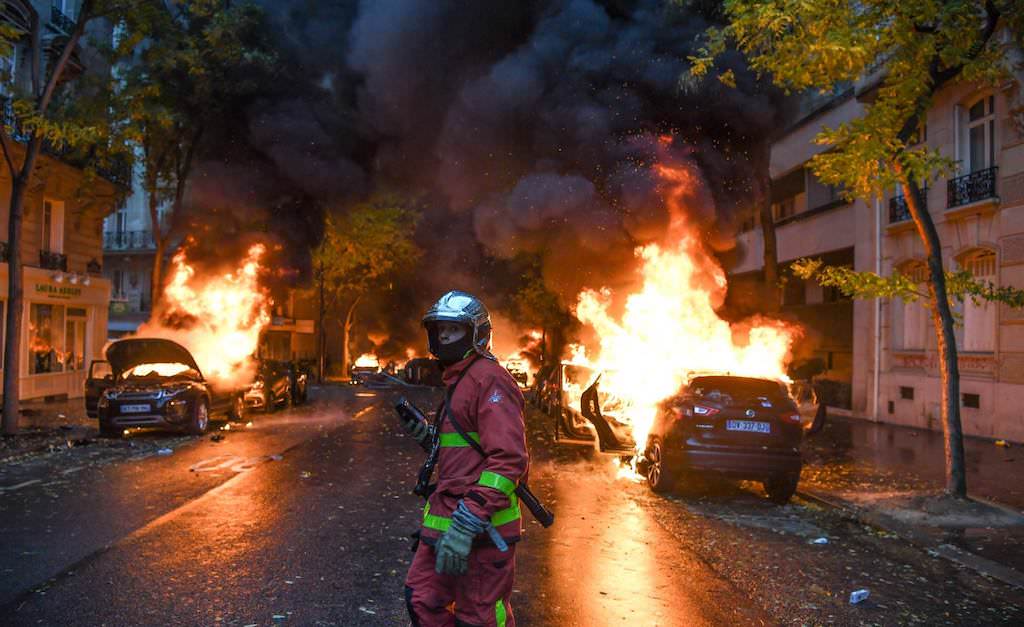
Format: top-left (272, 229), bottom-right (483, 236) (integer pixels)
top-left (61, 466), bottom-right (84, 476)
top-left (189, 454), bottom-right (279, 474)
top-left (354, 406), bottom-right (375, 419)
top-left (0, 479), bottom-right (41, 492)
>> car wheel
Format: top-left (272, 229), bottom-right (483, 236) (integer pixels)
top-left (763, 472), bottom-right (800, 504)
top-left (229, 395), bottom-right (246, 422)
top-left (188, 399), bottom-right (210, 435)
top-left (645, 439), bottom-right (676, 494)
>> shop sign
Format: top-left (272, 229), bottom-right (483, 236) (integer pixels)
top-left (35, 282), bottom-right (82, 300)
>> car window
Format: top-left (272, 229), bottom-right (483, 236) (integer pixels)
top-left (688, 376), bottom-right (788, 405)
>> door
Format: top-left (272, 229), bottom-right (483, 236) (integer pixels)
top-left (84, 360), bottom-right (113, 418)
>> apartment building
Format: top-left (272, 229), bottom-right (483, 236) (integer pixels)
top-left (729, 65), bottom-right (1024, 442)
top-left (1, 1), bottom-right (128, 400)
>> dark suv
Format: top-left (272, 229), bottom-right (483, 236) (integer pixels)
top-left (85, 338), bottom-right (245, 437)
top-left (637, 375), bottom-right (803, 503)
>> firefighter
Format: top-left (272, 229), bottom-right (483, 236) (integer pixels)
top-left (403, 290), bottom-right (528, 627)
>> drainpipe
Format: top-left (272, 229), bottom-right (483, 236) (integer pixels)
top-left (872, 196), bottom-right (882, 421)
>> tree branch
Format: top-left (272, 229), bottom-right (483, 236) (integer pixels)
top-left (37, 0), bottom-right (96, 112)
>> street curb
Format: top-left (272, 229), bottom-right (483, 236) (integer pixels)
top-left (797, 488), bottom-right (1024, 591)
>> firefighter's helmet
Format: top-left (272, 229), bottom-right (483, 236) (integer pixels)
top-left (422, 290), bottom-right (493, 357)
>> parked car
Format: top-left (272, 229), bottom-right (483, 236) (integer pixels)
top-left (636, 375), bottom-right (804, 503)
top-left (85, 338), bottom-right (245, 437)
top-left (244, 360), bottom-right (295, 412)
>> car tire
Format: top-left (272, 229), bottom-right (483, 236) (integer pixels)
top-left (229, 395), bottom-right (246, 422)
top-left (645, 439), bottom-right (676, 494)
top-left (763, 472), bottom-right (800, 504)
top-left (188, 399), bottom-right (210, 435)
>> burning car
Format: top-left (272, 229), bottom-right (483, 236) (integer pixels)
top-left (86, 338), bottom-right (246, 437)
top-left (503, 358), bottom-right (530, 388)
top-left (546, 361), bottom-right (635, 454)
top-left (635, 375), bottom-right (804, 503)
top-left (244, 359), bottom-right (306, 411)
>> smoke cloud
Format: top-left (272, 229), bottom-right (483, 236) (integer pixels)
top-left (182, 0), bottom-right (786, 359)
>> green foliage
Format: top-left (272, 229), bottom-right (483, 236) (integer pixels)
top-left (112, 1), bottom-right (277, 204)
top-left (792, 258), bottom-right (1024, 309)
top-left (313, 194), bottom-right (423, 304)
top-left (507, 254), bottom-right (572, 333)
top-left (689, 0), bottom-right (1020, 197)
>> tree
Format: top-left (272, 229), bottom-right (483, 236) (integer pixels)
top-left (114, 0), bottom-right (275, 309)
top-left (313, 194), bottom-right (421, 378)
top-left (691, 0), bottom-right (1024, 496)
top-left (506, 254), bottom-right (576, 364)
top-left (1, 1), bottom-right (132, 435)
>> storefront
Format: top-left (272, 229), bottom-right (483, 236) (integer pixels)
top-left (0, 264), bottom-right (111, 400)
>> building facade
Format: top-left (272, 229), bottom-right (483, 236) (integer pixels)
top-left (729, 68), bottom-right (1024, 442)
top-left (1, 1), bottom-right (127, 400)
top-left (102, 155), bottom-right (170, 338)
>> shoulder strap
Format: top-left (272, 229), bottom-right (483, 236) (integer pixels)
top-left (444, 364), bottom-right (489, 459)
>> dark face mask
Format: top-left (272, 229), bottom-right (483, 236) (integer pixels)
top-left (427, 324), bottom-right (475, 367)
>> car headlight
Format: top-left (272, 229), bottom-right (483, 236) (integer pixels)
top-left (160, 385), bottom-right (189, 398)
top-left (250, 380), bottom-right (264, 391)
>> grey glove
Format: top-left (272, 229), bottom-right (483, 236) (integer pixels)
top-left (434, 501), bottom-right (508, 576)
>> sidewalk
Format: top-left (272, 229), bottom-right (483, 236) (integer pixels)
top-left (0, 397), bottom-right (97, 463)
top-left (801, 414), bottom-right (1024, 587)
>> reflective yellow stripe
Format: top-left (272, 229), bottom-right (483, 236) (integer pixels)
top-left (421, 494), bottom-right (521, 532)
top-left (478, 470), bottom-right (517, 497)
top-left (496, 599), bottom-right (508, 627)
top-left (438, 431), bottom-right (480, 447)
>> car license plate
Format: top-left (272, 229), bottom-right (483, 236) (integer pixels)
top-left (726, 420), bottom-right (771, 434)
top-left (120, 404), bottom-right (150, 413)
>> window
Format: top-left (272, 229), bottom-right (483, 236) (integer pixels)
top-left (65, 307), bottom-right (87, 371)
top-left (54, 0), bottom-right (77, 20)
top-left (900, 386), bottom-right (914, 400)
top-left (41, 200), bottom-right (65, 254)
top-left (895, 262), bottom-right (929, 350)
top-left (962, 393), bottom-right (981, 409)
top-left (959, 250), bottom-right (997, 352)
top-left (29, 304), bottom-right (65, 374)
top-left (966, 95), bottom-right (995, 173)
top-left (772, 197), bottom-right (795, 221)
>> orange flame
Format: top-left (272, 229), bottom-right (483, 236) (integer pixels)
top-left (569, 163), bottom-right (799, 453)
top-left (354, 353), bottom-right (380, 368)
top-left (134, 244), bottom-right (272, 389)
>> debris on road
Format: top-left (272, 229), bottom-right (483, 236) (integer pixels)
top-left (210, 434), bottom-right (225, 442)
top-left (358, 607), bottom-right (377, 615)
top-left (996, 440), bottom-right (1011, 448)
top-left (849, 589), bottom-right (870, 604)
top-left (812, 537), bottom-right (829, 544)
top-left (156, 448), bottom-right (173, 456)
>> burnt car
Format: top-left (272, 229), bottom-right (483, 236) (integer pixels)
top-left (636, 375), bottom-right (803, 503)
top-left (86, 338), bottom-right (245, 437)
top-left (545, 362), bottom-right (635, 454)
top-left (244, 360), bottom-right (297, 412)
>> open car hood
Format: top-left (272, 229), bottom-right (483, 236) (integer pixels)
top-left (106, 338), bottom-right (202, 378)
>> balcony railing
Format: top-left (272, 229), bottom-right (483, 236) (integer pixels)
top-left (888, 188), bottom-right (927, 224)
top-left (40, 250), bottom-right (68, 271)
top-left (947, 166), bottom-right (998, 209)
top-left (1, 98), bottom-right (131, 188)
top-left (104, 230), bottom-right (156, 251)
top-left (50, 3), bottom-right (75, 35)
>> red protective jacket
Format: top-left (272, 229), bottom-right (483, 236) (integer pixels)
top-left (419, 354), bottom-right (529, 546)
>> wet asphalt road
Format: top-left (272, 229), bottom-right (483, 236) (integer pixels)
top-left (2, 384), bottom-right (1023, 626)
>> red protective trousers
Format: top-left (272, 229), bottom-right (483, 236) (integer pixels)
top-left (405, 542), bottom-right (515, 627)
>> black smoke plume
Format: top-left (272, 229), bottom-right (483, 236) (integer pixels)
top-left (183, 0), bottom-right (787, 359)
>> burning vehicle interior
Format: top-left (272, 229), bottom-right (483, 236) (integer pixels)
top-left (86, 338), bottom-right (246, 437)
